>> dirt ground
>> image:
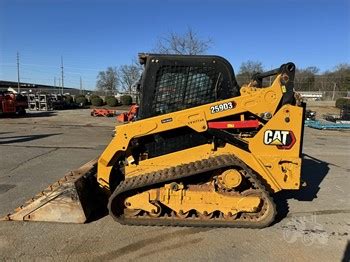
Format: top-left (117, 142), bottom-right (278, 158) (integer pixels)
top-left (0, 108), bottom-right (349, 261)
top-left (305, 100), bottom-right (340, 118)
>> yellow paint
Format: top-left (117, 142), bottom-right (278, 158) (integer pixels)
top-left (97, 73), bottom-right (303, 195)
top-left (125, 183), bottom-right (261, 216)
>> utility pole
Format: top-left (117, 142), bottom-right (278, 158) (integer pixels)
top-left (17, 52), bottom-right (20, 93)
top-left (80, 76), bottom-right (83, 94)
top-left (61, 56), bottom-right (64, 95)
top-left (54, 77), bottom-right (57, 94)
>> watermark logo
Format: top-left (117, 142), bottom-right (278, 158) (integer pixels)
top-left (282, 214), bottom-right (328, 246)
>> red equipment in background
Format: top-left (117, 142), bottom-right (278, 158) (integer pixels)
top-left (90, 108), bottom-right (116, 117)
top-left (116, 104), bottom-right (139, 122)
top-left (0, 91), bottom-right (28, 116)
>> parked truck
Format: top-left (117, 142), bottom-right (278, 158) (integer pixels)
top-left (0, 91), bottom-right (28, 116)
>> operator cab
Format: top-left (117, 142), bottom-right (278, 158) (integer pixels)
top-left (137, 53), bottom-right (240, 119)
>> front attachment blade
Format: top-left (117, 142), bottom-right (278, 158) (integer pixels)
top-left (1, 158), bottom-right (107, 223)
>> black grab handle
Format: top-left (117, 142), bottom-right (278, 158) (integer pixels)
top-left (252, 62), bottom-right (295, 85)
top-left (251, 62), bottom-right (296, 105)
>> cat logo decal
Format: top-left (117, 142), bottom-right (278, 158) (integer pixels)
top-left (264, 130), bottom-right (296, 149)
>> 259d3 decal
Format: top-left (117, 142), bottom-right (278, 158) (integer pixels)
top-left (210, 102), bottom-right (235, 114)
top-left (264, 130), bottom-right (296, 149)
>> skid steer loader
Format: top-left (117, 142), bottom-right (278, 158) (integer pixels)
top-left (3, 54), bottom-right (305, 228)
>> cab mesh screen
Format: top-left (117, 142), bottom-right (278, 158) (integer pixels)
top-left (153, 66), bottom-right (221, 115)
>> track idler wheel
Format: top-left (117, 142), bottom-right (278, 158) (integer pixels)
top-left (217, 169), bottom-right (242, 190)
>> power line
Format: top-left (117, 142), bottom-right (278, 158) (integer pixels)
top-left (21, 63), bottom-right (58, 68)
top-left (0, 63), bottom-right (16, 66)
top-left (1, 63), bottom-right (101, 72)
top-left (65, 66), bottom-right (101, 71)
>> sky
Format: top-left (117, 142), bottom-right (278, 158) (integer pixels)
top-left (0, 0), bottom-right (349, 90)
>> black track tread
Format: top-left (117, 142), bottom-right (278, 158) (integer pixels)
top-left (108, 154), bottom-right (276, 228)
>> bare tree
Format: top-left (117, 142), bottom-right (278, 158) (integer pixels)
top-left (319, 63), bottom-right (350, 99)
top-left (155, 27), bottom-right (213, 55)
top-left (96, 67), bottom-right (119, 94)
top-left (119, 63), bottom-right (143, 93)
top-left (332, 63), bottom-right (350, 71)
top-left (294, 66), bottom-right (320, 91)
top-left (236, 60), bottom-right (264, 85)
top-left (238, 60), bottom-right (264, 78)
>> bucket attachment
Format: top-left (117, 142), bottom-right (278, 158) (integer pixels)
top-left (1, 158), bottom-right (107, 223)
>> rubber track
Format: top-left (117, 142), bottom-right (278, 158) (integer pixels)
top-left (108, 154), bottom-right (276, 228)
